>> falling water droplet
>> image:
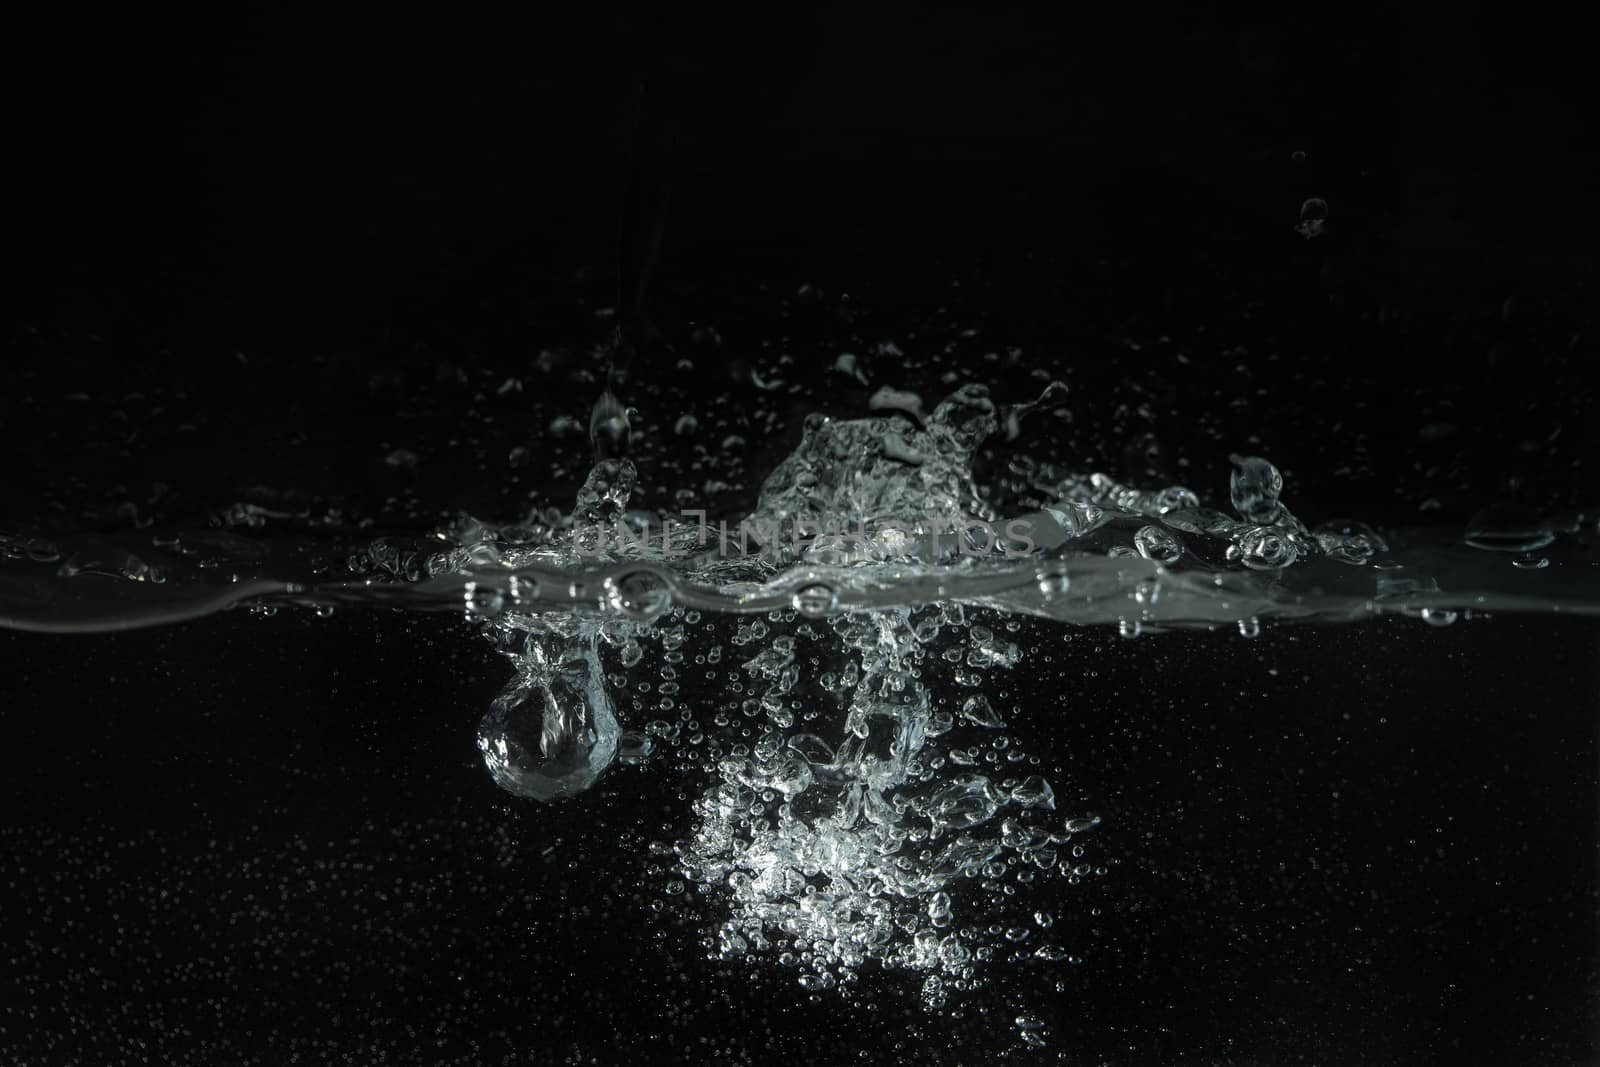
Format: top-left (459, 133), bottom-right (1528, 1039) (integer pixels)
top-left (589, 391), bottom-right (632, 460)
top-left (1295, 197), bottom-right (1329, 238)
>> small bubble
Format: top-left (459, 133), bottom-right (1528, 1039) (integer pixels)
top-left (1237, 616), bottom-right (1261, 639)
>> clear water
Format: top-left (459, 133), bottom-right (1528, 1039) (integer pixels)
top-left (4, 378), bottom-right (1597, 1054)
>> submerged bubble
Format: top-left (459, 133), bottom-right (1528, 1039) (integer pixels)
top-left (604, 569), bottom-right (672, 621)
top-left (960, 695), bottom-right (1005, 729)
top-left (791, 582), bottom-right (839, 618)
top-left (477, 634), bottom-right (619, 801)
top-left (1237, 616), bottom-right (1261, 638)
top-left (463, 581), bottom-right (505, 618)
top-left (618, 730), bottom-right (654, 765)
top-left (1420, 607), bottom-right (1459, 627)
top-left (1512, 555), bottom-right (1550, 570)
top-left (1037, 569), bottom-right (1070, 598)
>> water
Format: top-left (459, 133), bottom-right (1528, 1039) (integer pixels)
top-left (4, 373), bottom-right (1598, 1059)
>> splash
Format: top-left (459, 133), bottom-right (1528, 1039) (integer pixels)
top-left (452, 382), bottom-right (1510, 993)
top-left (4, 379), bottom-right (1597, 1009)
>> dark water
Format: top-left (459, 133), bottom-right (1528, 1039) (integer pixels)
top-left (2, 613), bottom-right (1596, 1063)
top-left (4, 9), bottom-right (1598, 1065)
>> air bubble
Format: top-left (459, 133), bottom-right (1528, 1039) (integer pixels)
top-left (1037, 569), bottom-right (1070, 598)
top-left (604, 569), bottom-right (672, 621)
top-left (791, 582), bottom-right (839, 618)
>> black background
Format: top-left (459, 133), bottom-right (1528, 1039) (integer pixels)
top-left (2, 6), bottom-right (1598, 1064)
top-left (3, 6), bottom-right (1596, 526)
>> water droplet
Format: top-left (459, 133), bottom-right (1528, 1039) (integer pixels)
top-left (1155, 485), bottom-right (1201, 513)
top-left (1421, 607), bottom-right (1458, 627)
top-left (1236, 527), bottom-right (1298, 570)
top-left (1118, 617), bottom-right (1141, 639)
top-left (618, 730), bottom-right (654, 765)
top-left (1295, 197), bottom-right (1328, 238)
top-left (1133, 524), bottom-right (1183, 565)
top-left (1036, 569), bottom-right (1070, 598)
top-left (791, 582), bottom-right (839, 618)
top-left (477, 637), bottom-right (618, 802)
top-left (1011, 775), bottom-right (1056, 810)
top-left (1237, 616), bottom-right (1261, 638)
top-left (589, 391), bottom-right (632, 460)
top-left (1464, 503), bottom-right (1554, 553)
